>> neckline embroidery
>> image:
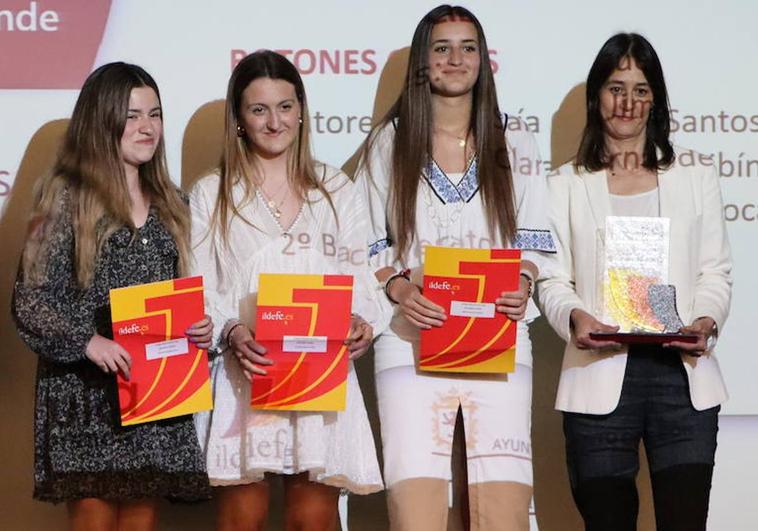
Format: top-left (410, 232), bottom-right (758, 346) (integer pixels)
top-left (423, 156), bottom-right (479, 204)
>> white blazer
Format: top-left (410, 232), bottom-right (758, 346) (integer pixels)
top-left (539, 150), bottom-right (732, 414)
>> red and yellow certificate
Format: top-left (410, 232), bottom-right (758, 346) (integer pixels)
top-left (109, 276), bottom-right (212, 426)
top-left (252, 273), bottom-right (353, 411)
top-left (420, 247), bottom-right (521, 373)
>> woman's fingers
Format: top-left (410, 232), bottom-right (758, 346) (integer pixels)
top-left (348, 345), bottom-right (370, 360)
top-left (573, 317), bottom-right (621, 350)
top-left (236, 354), bottom-right (270, 376)
top-left (413, 293), bottom-right (446, 317)
top-left (665, 326), bottom-right (706, 354)
top-left (404, 305), bottom-right (443, 328)
top-left (113, 350), bottom-right (131, 381)
top-left (403, 296), bottom-right (446, 327)
top-left (237, 342), bottom-right (272, 365)
top-left (243, 337), bottom-right (268, 356)
top-left (186, 316), bottom-right (214, 348)
top-left (576, 336), bottom-right (622, 350)
top-left (186, 317), bottom-right (213, 336)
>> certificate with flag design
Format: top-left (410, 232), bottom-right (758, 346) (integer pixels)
top-left (420, 247), bottom-right (521, 373)
top-left (252, 273), bottom-right (352, 411)
top-left (109, 276), bottom-right (212, 426)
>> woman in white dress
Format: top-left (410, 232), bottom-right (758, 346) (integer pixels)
top-left (191, 50), bottom-right (387, 531)
top-left (356, 5), bottom-right (554, 530)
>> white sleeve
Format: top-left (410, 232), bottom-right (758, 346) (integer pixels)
top-left (189, 178), bottom-right (241, 353)
top-left (333, 176), bottom-right (393, 336)
top-left (506, 125), bottom-right (556, 278)
top-left (691, 165), bottom-right (732, 331)
top-left (537, 170), bottom-right (588, 342)
top-left (355, 124), bottom-right (399, 271)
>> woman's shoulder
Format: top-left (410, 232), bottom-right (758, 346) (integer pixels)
top-left (188, 171), bottom-right (222, 203)
top-left (543, 159), bottom-right (581, 181)
top-left (668, 145), bottom-right (719, 178)
top-left (191, 171), bottom-right (222, 191)
top-left (314, 162), bottom-right (355, 197)
top-left (503, 117), bottom-right (538, 150)
top-left (366, 120), bottom-right (396, 154)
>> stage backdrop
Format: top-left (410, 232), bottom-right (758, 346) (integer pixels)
top-left (1, 1), bottom-right (755, 530)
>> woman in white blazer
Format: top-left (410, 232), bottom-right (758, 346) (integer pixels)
top-left (539, 33), bottom-right (731, 531)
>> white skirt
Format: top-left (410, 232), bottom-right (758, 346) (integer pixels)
top-left (375, 323), bottom-right (533, 489)
top-left (194, 350), bottom-right (383, 494)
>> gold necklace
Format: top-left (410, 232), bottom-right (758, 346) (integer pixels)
top-left (259, 179), bottom-right (289, 219)
top-left (435, 127), bottom-right (469, 148)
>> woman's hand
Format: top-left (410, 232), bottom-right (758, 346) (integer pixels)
top-left (228, 323), bottom-right (272, 382)
top-left (570, 309), bottom-right (621, 350)
top-left (495, 275), bottom-right (530, 321)
top-left (665, 317), bottom-right (716, 357)
top-left (86, 334), bottom-right (132, 380)
top-left (186, 315), bottom-right (213, 350)
top-left (345, 314), bottom-right (374, 360)
top-left (390, 278), bottom-right (446, 329)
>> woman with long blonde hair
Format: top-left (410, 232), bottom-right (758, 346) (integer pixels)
top-left (13, 62), bottom-right (211, 531)
top-left (191, 50), bottom-right (387, 530)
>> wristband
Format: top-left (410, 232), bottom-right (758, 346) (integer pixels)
top-left (384, 268), bottom-right (411, 304)
top-left (519, 271), bottom-right (534, 299)
top-left (225, 321), bottom-right (245, 346)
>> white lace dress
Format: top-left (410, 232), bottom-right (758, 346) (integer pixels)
top-left (190, 165), bottom-right (388, 493)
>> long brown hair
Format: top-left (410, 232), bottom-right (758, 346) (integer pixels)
top-left (211, 50), bottom-right (336, 247)
top-left (360, 4), bottom-right (516, 262)
top-left (23, 62), bottom-right (190, 287)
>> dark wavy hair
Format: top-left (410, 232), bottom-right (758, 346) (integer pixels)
top-left (575, 32), bottom-right (674, 172)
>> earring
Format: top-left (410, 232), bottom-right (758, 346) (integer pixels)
top-left (298, 117), bottom-right (303, 124)
top-left (236, 124), bottom-right (246, 137)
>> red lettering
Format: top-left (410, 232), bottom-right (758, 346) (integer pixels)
top-left (294, 49), bottom-right (316, 74)
top-left (344, 49), bottom-right (359, 74)
top-left (361, 49), bottom-right (377, 74)
top-left (273, 49), bottom-right (294, 61)
top-left (488, 49), bottom-right (499, 74)
top-left (231, 49), bottom-right (247, 69)
top-left (230, 48), bottom-right (381, 75)
top-left (319, 49), bottom-right (339, 74)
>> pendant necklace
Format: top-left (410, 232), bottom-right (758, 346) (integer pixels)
top-left (259, 179), bottom-right (289, 219)
top-left (435, 127), bottom-right (469, 148)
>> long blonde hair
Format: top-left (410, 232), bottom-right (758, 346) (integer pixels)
top-left (23, 62), bottom-right (190, 287)
top-left (211, 50), bottom-right (336, 247)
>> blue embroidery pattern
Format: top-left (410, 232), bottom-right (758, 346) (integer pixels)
top-left (369, 238), bottom-right (392, 258)
top-left (423, 157), bottom-right (479, 204)
top-left (513, 229), bottom-right (556, 253)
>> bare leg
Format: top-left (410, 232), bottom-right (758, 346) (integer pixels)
top-left (468, 481), bottom-right (532, 531)
top-left (67, 498), bottom-right (118, 531)
top-left (283, 472), bottom-right (340, 531)
top-left (216, 481), bottom-right (271, 531)
top-left (387, 478), bottom-right (449, 531)
top-left (117, 499), bottom-right (159, 531)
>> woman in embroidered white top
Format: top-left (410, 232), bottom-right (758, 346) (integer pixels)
top-left (356, 5), bottom-right (554, 530)
top-left (191, 51), bottom-right (388, 531)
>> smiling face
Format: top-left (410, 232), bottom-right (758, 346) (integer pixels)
top-left (427, 19), bottom-right (481, 97)
top-left (120, 86), bottom-right (162, 173)
top-left (599, 57), bottom-right (653, 142)
top-left (238, 77), bottom-right (301, 160)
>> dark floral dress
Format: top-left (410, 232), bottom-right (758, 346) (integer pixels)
top-left (12, 194), bottom-right (210, 503)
